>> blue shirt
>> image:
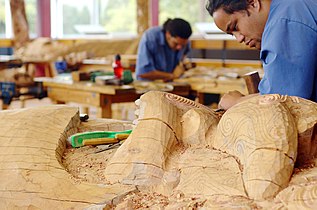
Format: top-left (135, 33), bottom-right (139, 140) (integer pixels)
top-left (136, 26), bottom-right (190, 80)
top-left (259, 0), bottom-right (317, 102)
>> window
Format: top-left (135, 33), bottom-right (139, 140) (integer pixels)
top-left (51, 0), bottom-right (137, 38)
top-left (0, 0), bottom-right (10, 38)
top-left (0, 0), bottom-right (37, 38)
top-left (159, 0), bottom-right (212, 33)
top-left (25, 0), bottom-right (37, 37)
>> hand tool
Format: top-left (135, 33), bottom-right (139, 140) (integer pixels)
top-left (243, 71), bottom-right (260, 94)
top-left (79, 114), bottom-right (89, 122)
top-left (94, 140), bottom-right (125, 153)
top-left (69, 129), bottom-right (132, 148)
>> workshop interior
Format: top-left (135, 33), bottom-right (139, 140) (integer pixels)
top-left (0, 0), bottom-right (316, 209)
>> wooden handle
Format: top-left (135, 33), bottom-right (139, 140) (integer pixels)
top-left (243, 71), bottom-right (260, 94)
top-left (83, 138), bottom-right (118, 146)
top-left (115, 133), bottom-right (130, 141)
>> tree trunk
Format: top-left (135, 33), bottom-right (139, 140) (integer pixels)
top-left (137, 0), bottom-right (149, 35)
top-left (10, 0), bottom-right (30, 49)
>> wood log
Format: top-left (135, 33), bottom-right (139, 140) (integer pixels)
top-left (105, 91), bottom-right (317, 205)
top-left (0, 106), bottom-right (135, 209)
top-left (1, 92), bottom-right (317, 208)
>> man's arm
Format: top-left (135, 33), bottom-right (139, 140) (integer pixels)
top-left (136, 33), bottom-right (157, 80)
top-left (172, 46), bottom-right (191, 79)
top-left (259, 19), bottom-right (317, 99)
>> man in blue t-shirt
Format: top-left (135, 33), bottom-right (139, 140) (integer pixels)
top-left (136, 18), bottom-right (192, 81)
top-left (206, 0), bottom-right (317, 110)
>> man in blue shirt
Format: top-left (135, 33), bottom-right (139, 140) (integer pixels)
top-left (206, 0), bottom-right (317, 110)
top-left (136, 18), bottom-right (192, 81)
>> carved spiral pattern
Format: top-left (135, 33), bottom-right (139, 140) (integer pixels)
top-left (219, 117), bottom-right (235, 138)
top-left (165, 92), bottom-right (201, 109)
top-left (259, 94), bottom-right (300, 106)
top-left (278, 184), bottom-right (317, 208)
top-left (259, 94), bottom-right (288, 105)
top-left (234, 139), bottom-right (246, 157)
top-left (290, 96), bottom-right (300, 103)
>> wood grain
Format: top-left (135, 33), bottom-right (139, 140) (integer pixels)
top-left (0, 106), bottom-right (135, 209)
top-left (1, 92), bottom-right (317, 208)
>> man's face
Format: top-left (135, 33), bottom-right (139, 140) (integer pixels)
top-left (165, 32), bottom-right (188, 51)
top-left (213, 6), bottom-right (266, 50)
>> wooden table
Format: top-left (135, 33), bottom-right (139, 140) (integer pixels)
top-left (0, 55), bottom-right (22, 70)
top-left (174, 65), bottom-right (263, 104)
top-left (42, 78), bottom-right (190, 118)
top-left (176, 77), bottom-right (248, 104)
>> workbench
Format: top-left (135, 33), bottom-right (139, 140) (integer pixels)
top-left (42, 78), bottom-right (190, 118)
top-left (0, 55), bottom-right (22, 70)
top-left (176, 77), bottom-right (248, 104)
top-left (175, 66), bottom-right (263, 104)
top-left (79, 54), bottom-right (137, 72)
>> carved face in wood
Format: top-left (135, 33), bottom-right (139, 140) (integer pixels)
top-left (105, 91), bottom-right (317, 202)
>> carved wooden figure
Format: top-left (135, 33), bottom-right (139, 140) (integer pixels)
top-left (0, 91), bottom-right (317, 209)
top-left (105, 91), bottom-right (317, 207)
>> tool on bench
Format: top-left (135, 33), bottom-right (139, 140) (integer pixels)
top-left (70, 129), bottom-right (132, 148)
top-left (0, 82), bottom-right (16, 105)
top-left (79, 114), bottom-right (89, 122)
top-left (0, 80), bottom-right (46, 109)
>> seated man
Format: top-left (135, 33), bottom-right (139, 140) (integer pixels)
top-left (206, 0), bottom-right (317, 110)
top-left (136, 18), bottom-right (192, 81)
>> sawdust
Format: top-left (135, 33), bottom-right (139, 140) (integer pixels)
top-left (62, 145), bottom-right (118, 184)
top-left (61, 118), bottom-right (133, 184)
top-left (112, 191), bottom-right (208, 210)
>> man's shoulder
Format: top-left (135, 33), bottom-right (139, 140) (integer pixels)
top-left (270, 0), bottom-right (317, 22)
top-left (144, 26), bottom-right (163, 38)
top-left (142, 26), bottom-right (165, 46)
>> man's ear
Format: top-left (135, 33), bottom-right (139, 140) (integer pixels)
top-left (165, 31), bottom-right (171, 38)
top-left (248, 0), bottom-right (261, 12)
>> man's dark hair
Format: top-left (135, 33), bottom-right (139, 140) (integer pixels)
top-left (162, 18), bottom-right (192, 39)
top-left (206, 0), bottom-right (249, 17)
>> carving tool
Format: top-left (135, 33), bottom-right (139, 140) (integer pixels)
top-left (94, 140), bottom-right (125, 153)
top-left (79, 114), bottom-right (89, 122)
top-left (69, 129), bottom-right (132, 148)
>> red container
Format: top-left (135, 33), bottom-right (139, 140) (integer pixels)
top-left (113, 54), bottom-right (123, 79)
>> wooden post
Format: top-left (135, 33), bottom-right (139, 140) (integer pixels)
top-left (137, 0), bottom-right (149, 35)
top-left (10, 0), bottom-right (30, 49)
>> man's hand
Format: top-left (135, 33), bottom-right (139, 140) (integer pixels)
top-left (173, 64), bottom-right (185, 78)
top-left (218, 91), bottom-right (260, 110)
top-left (218, 90), bottom-right (245, 110)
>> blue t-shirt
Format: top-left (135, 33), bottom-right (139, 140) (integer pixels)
top-left (259, 0), bottom-right (317, 102)
top-left (136, 26), bottom-right (190, 80)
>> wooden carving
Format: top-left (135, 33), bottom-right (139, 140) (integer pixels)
top-left (1, 92), bottom-right (317, 209)
top-left (0, 106), bottom-right (135, 209)
top-left (105, 91), bottom-right (317, 207)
